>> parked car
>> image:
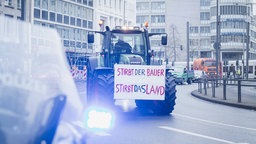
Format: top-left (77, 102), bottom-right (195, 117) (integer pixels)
top-left (168, 66), bottom-right (194, 85)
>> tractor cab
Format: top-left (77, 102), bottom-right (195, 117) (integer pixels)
top-left (88, 26), bottom-right (167, 68)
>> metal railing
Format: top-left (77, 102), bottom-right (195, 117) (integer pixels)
top-left (197, 78), bottom-right (256, 103)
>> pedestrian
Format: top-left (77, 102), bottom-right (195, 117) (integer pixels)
top-left (236, 68), bottom-right (241, 78)
top-left (229, 64), bottom-right (235, 79)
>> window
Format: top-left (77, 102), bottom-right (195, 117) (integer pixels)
top-left (5, 0), bottom-right (13, 6)
top-left (81, 8), bottom-right (87, 19)
top-left (82, 43), bottom-right (87, 48)
top-left (34, 0), bottom-right (40, 8)
top-left (76, 6), bottom-right (81, 17)
top-left (220, 5), bottom-right (248, 15)
top-left (42, 10), bottom-right (48, 20)
top-left (200, 26), bottom-right (210, 33)
top-left (136, 2), bottom-right (149, 10)
top-left (49, 0), bottom-right (55, 11)
top-left (83, 20), bottom-right (87, 28)
top-left (200, 0), bottom-right (210, 6)
top-left (56, 1), bottom-right (62, 13)
top-left (50, 12), bottom-right (55, 22)
top-left (200, 38), bottom-right (210, 46)
top-left (76, 29), bottom-right (81, 41)
top-left (200, 12), bottom-right (210, 20)
top-left (57, 14), bottom-right (62, 23)
top-left (64, 15), bottom-right (69, 24)
top-left (190, 39), bottom-right (199, 46)
top-left (136, 16), bottom-right (149, 24)
top-left (70, 17), bottom-right (75, 26)
top-left (248, 66), bottom-right (253, 73)
top-left (151, 15), bottom-right (165, 23)
top-left (17, 0), bottom-right (21, 9)
top-left (190, 26), bottom-right (198, 33)
top-left (42, 0), bottom-right (48, 9)
top-left (70, 29), bottom-right (75, 40)
top-left (151, 28), bottom-right (165, 33)
top-left (34, 9), bottom-right (40, 19)
top-left (88, 0), bottom-right (93, 6)
top-left (63, 29), bottom-right (69, 39)
top-left (69, 4), bottom-right (74, 16)
top-left (77, 18), bottom-right (81, 27)
top-left (63, 2), bottom-right (68, 14)
top-left (4, 14), bottom-right (13, 18)
top-left (83, 0), bottom-right (87, 5)
top-left (87, 9), bottom-right (93, 20)
top-left (88, 21), bottom-right (93, 29)
top-left (151, 2), bottom-right (165, 11)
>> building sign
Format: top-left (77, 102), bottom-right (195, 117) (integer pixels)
top-left (114, 64), bottom-right (165, 100)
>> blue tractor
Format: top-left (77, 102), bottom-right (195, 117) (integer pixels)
top-left (86, 26), bottom-right (176, 115)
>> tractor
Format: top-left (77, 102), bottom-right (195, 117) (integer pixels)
top-left (86, 25), bottom-right (176, 115)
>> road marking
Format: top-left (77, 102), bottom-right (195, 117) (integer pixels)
top-left (173, 113), bottom-right (256, 131)
top-left (93, 132), bottom-right (112, 136)
top-left (159, 126), bottom-right (237, 144)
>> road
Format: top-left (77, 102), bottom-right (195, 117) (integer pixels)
top-left (75, 82), bottom-right (256, 144)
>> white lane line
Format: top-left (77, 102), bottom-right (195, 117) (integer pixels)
top-left (173, 113), bottom-right (256, 131)
top-left (159, 126), bottom-right (237, 144)
top-left (93, 132), bottom-right (112, 136)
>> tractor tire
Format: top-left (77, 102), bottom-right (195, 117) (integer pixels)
top-left (135, 76), bottom-right (176, 115)
top-left (87, 71), bottom-right (115, 107)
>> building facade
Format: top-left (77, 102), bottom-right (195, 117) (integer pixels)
top-left (1, 0), bottom-right (136, 68)
top-left (190, 0), bottom-right (256, 62)
top-left (136, 0), bottom-right (201, 63)
top-left (0, 0), bottom-right (22, 19)
top-left (33, 0), bottom-right (94, 56)
top-left (93, 0), bottom-right (136, 52)
top-left (136, 0), bottom-right (167, 63)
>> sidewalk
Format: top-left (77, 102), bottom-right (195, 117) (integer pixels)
top-left (191, 83), bottom-right (256, 110)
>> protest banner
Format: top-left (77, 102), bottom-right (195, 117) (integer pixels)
top-left (114, 64), bottom-right (165, 100)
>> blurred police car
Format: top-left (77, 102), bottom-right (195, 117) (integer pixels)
top-left (0, 16), bottom-right (113, 144)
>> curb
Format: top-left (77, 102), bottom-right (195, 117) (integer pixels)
top-left (191, 90), bottom-right (256, 111)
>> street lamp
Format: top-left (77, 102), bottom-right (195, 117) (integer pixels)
top-left (99, 20), bottom-right (103, 31)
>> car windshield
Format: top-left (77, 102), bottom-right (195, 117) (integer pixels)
top-left (204, 61), bottom-right (216, 67)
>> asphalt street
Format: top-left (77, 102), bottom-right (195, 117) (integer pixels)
top-left (75, 81), bottom-right (256, 144)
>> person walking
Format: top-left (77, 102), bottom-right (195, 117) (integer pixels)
top-left (236, 68), bottom-right (241, 78)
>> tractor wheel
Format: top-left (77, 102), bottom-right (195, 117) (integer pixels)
top-left (87, 71), bottom-right (114, 107)
top-left (135, 76), bottom-right (176, 115)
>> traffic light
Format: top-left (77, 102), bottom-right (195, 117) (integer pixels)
top-left (236, 60), bottom-right (239, 66)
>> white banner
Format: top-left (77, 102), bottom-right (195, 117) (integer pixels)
top-left (114, 64), bottom-right (166, 100)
